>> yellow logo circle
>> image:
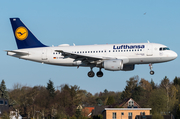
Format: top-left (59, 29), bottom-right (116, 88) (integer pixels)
top-left (15, 27), bottom-right (28, 40)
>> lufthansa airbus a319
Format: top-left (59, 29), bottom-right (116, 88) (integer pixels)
top-left (6, 18), bottom-right (178, 77)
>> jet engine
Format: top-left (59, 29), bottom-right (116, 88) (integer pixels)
top-left (103, 59), bottom-right (123, 71)
top-left (122, 64), bottom-right (135, 71)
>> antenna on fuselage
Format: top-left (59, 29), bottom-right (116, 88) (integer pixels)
top-left (147, 40), bottom-right (150, 43)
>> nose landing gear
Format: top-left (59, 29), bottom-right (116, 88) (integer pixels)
top-left (149, 63), bottom-right (154, 75)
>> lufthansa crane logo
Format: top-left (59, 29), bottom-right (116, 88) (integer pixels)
top-left (15, 27), bottom-right (28, 40)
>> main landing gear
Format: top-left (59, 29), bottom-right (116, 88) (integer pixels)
top-left (87, 68), bottom-right (103, 78)
top-left (96, 68), bottom-right (103, 77)
top-left (149, 63), bottom-right (154, 75)
top-left (88, 71), bottom-right (95, 77)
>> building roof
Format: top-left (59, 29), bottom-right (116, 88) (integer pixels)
top-left (104, 108), bottom-right (152, 111)
top-left (92, 106), bottom-right (109, 116)
top-left (81, 107), bottom-right (94, 117)
top-left (119, 98), bottom-right (141, 108)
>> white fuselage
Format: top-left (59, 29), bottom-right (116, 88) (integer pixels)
top-left (7, 43), bottom-right (177, 68)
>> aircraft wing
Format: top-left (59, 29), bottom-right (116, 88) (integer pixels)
top-left (55, 50), bottom-right (116, 63)
top-left (5, 50), bottom-right (29, 56)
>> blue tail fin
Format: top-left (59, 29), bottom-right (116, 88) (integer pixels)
top-left (10, 18), bottom-right (47, 49)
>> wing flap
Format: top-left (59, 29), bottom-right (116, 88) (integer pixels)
top-left (55, 50), bottom-right (116, 63)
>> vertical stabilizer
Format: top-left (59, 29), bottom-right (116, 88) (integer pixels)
top-left (10, 18), bottom-right (47, 49)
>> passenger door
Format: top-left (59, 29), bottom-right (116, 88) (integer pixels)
top-left (42, 49), bottom-right (48, 60)
top-left (146, 44), bottom-right (153, 56)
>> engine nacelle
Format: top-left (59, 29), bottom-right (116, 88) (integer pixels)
top-left (122, 64), bottom-right (135, 71)
top-left (103, 59), bottom-right (123, 71)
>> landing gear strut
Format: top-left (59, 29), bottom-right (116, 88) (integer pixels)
top-left (149, 63), bottom-right (154, 75)
top-left (87, 67), bottom-right (95, 77)
top-left (96, 68), bottom-right (103, 77)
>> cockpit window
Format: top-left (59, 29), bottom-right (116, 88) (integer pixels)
top-left (163, 47), bottom-right (170, 50)
top-left (159, 47), bottom-right (170, 51)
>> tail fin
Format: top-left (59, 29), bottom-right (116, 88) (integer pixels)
top-left (10, 18), bottom-right (47, 49)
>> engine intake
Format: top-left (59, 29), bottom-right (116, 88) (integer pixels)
top-left (103, 59), bottom-right (123, 71)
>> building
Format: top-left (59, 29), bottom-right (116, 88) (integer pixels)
top-left (91, 98), bottom-right (151, 119)
top-left (102, 108), bottom-right (151, 119)
top-left (0, 98), bottom-right (9, 115)
top-left (102, 98), bottom-right (151, 119)
top-left (81, 107), bottom-right (94, 117)
top-left (92, 106), bottom-right (109, 117)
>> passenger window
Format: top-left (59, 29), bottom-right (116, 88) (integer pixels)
top-left (159, 48), bottom-right (162, 51)
top-left (93, 51), bottom-right (95, 53)
top-left (109, 50), bottom-right (111, 52)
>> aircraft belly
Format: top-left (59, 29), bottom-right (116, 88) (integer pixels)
top-left (48, 58), bottom-right (72, 65)
top-left (129, 56), bottom-right (172, 64)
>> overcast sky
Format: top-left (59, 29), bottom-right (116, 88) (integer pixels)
top-left (0, 1), bottom-right (179, 94)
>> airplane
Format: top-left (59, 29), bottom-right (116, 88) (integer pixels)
top-left (6, 18), bottom-right (178, 77)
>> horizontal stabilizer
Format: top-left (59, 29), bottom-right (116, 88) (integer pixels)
top-left (5, 50), bottom-right (29, 56)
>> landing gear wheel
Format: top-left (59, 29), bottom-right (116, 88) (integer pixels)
top-left (149, 63), bottom-right (154, 75)
top-left (150, 71), bottom-right (154, 75)
top-left (96, 71), bottom-right (103, 77)
top-left (88, 71), bottom-right (95, 77)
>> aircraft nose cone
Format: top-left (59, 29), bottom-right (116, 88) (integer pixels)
top-left (171, 51), bottom-right (178, 59)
